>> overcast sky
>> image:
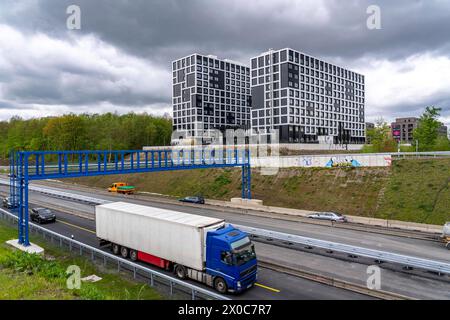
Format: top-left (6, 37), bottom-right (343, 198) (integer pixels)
top-left (1, 0), bottom-right (450, 125)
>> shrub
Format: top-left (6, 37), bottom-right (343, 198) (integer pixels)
top-left (0, 251), bottom-right (66, 279)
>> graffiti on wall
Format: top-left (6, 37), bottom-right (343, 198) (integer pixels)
top-left (325, 156), bottom-right (362, 168)
top-left (302, 156), bottom-right (313, 167)
top-left (384, 156), bottom-right (392, 166)
top-left (258, 154), bottom-right (393, 168)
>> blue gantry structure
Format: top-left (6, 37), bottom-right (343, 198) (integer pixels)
top-left (9, 148), bottom-right (251, 246)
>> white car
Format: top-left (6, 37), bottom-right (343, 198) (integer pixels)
top-left (307, 212), bottom-right (348, 222)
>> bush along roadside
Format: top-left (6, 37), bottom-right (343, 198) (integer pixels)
top-left (0, 220), bottom-right (162, 300)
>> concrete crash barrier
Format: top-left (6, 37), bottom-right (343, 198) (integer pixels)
top-left (230, 198), bottom-right (263, 206)
top-left (346, 216), bottom-right (442, 233)
top-left (207, 199), bottom-right (443, 234)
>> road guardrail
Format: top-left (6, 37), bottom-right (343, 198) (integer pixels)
top-left (236, 225), bottom-right (450, 276)
top-left (1, 178), bottom-right (449, 276)
top-left (0, 208), bottom-right (230, 300)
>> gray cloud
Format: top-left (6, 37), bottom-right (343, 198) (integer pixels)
top-left (0, 0), bottom-right (449, 124)
top-left (3, 0), bottom-right (450, 61)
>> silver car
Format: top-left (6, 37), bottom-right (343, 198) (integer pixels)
top-left (307, 212), bottom-right (348, 222)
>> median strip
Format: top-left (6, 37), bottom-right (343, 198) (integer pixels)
top-left (259, 260), bottom-right (416, 300)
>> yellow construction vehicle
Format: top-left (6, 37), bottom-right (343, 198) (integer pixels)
top-left (108, 182), bottom-right (135, 194)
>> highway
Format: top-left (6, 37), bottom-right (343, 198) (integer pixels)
top-left (9, 180), bottom-right (448, 264)
top-left (1, 203), bottom-right (372, 300)
top-left (16, 194), bottom-right (450, 299)
top-left (2, 180), bottom-right (449, 299)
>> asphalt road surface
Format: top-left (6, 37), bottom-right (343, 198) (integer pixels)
top-left (8, 181), bottom-right (447, 264)
top-left (3, 180), bottom-right (449, 299)
top-left (1, 203), bottom-right (373, 300)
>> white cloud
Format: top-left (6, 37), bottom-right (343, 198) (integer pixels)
top-left (0, 101), bottom-right (170, 120)
top-left (1, 8), bottom-right (450, 130)
top-left (349, 53), bottom-right (450, 124)
top-left (0, 24), bottom-right (171, 120)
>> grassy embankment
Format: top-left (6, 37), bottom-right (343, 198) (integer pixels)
top-left (0, 220), bottom-right (162, 300)
top-left (69, 158), bottom-right (450, 225)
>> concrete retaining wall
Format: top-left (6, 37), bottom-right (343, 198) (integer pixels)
top-left (252, 154), bottom-right (392, 168)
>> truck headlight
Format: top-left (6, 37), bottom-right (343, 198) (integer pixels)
top-left (237, 281), bottom-right (241, 288)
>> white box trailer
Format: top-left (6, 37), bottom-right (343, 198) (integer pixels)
top-left (95, 201), bottom-right (225, 270)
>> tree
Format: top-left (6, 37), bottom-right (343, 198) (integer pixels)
top-left (43, 114), bottom-right (87, 151)
top-left (432, 136), bottom-right (450, 151)
top-left (413, 106), bottom-right (442, 151)
top-left (365, 118), bottom-right (397, 152)
top-left (0, 112), bottom-right (173, 161)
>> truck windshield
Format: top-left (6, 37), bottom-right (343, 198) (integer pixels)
top-left (233, 244), bottom-right (256, 266)
top-left (231, 236), bottom-right (251, 250)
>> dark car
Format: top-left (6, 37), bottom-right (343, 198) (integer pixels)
top-left (2, 196), bottom-right (18, 209)
top-left (307, 212), bottom-right (348, 223)
top-left (30, 208), bottom-right (56, 224)
top-left (179, 196), bottom-right (205, 204)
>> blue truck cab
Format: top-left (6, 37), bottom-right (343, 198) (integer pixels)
top-left (205, 224), bottom-right (258, 293)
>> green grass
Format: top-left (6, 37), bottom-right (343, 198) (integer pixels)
top-left (0, 220), bottom-right (162, 300)
top-left (376, 159), bottom-right (450, 224)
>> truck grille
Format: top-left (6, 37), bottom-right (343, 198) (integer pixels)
top-left (240, 264), bottom-right (257, 278)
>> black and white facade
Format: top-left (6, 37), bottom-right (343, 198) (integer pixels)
top-left (172, 54), bottom-right (251, 140)
top-left (250, 48), bottom-right (366, 144)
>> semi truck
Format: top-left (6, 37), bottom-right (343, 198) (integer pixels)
top-left (95, 202), bottom-right (258, 293)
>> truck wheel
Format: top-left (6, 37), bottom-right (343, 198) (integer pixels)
top-left (175, 265), bottom-right (186, 279)
top-left (446, 242), bottom-right (450, 250)
top-left (130, 249), bottom-right (138, 261)
top-left (214, 277), bottom-right (227, 293)
top-left (120, 246), bottom-right (129, 258)
top-left (111, 243), bottom-right (120, 255)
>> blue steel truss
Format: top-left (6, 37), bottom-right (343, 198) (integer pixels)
top-left (10, 148), bottom-right (251, 246)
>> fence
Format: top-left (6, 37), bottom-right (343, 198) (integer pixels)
top-left (0, 208), bottom-right (230, 301)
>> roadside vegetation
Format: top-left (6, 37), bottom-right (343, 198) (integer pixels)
top-left (376, 158), bottom-right (450, 224)
top-left (0, 112), bottom-right (172, 160)
top-left (0, 220), bottom-right (162, 300)
top-left (363, 106), bottom-right (450, 153)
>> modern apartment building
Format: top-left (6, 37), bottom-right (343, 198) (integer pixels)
top-left (438, 122), bottom-right (448, 138)
top-left (250, 48), bottom-right (366, 144)
top-left (391, 117), bottom-right (418, 142)
top-left (391, 117), bottom-right (448, 143)
top-left (172, 54), bottom-right (251, 141)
